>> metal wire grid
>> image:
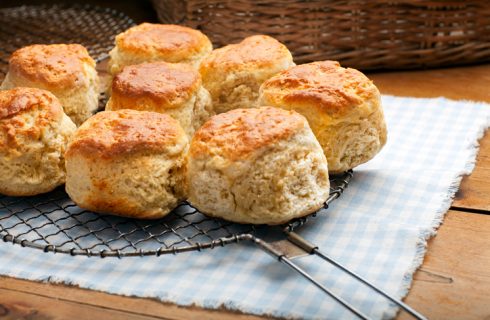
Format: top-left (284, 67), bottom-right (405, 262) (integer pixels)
top-left (0, 4), bottom-right (353, 258)
top-left (0, 172), bottom-right (352, 257)
top-left (0, 4), bottom-right (135, 80)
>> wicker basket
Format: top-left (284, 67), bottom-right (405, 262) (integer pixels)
top-left (151, 0), bottom-right (490, 70)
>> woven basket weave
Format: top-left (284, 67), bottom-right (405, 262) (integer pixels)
top-left (152, 0), bottom-right (490, 70)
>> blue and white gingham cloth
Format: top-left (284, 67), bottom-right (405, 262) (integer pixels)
top-left (0, 96), bottom-right (489, 319)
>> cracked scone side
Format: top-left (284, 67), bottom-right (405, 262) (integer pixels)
top-left (0, 87), bottom-right (76, 196)
top-left (259, 60), bottom-right (387, 173)
top-left (199, 35), bottom-right (295, 114)
top-left (65, 109), bottom-right (189, 219)
top-left (187, 107), bottom-right (330, 225)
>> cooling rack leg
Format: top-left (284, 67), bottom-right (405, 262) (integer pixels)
top-left (251, 236), bottom-right (371, 320)
top-left (286, 231), bottom-right (427, 320)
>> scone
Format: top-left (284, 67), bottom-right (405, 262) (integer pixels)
top-left (259, 61), bottom-right (387, 173)
top-left (0, 44), bottom-right (99, 126)
top-left (108, 23), bottom-right (212, 75)
top-left (187, 107), bottom-right (330, 225)
top-left (106, 61), bottom-right (213, 137)
top-left (199, 35), bottom-right (295, 114)
top-left (65, 109), bottom-right (188, 219)
top-left (0, 87), bottom-right (76, 196)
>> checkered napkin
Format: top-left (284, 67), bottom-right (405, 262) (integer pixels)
top-left (0, 96), bottom-right (489, 320)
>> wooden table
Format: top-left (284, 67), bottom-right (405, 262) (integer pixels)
top-left (0, 65), bottom-right (489, 319)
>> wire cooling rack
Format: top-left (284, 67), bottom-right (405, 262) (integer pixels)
top-left (0, 172), bottom-right (352, 257)
top-left (0, 4), bottom-right (352, 258)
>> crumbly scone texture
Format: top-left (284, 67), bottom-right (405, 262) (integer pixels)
top-left (0, 87), bottom-right (76, 196)
top-left (108, 23), bottom-right (212, 75)
top-left (259, 60), bottom-right (387, 173)
top-left (199, 35), bottom-right (295, 114)
top-left (188, 107), bottom-right (330, 225)
top-left (0, 44), bottom-right (100, 126)
top-left (106, 62), bottom-right (213, 137)
top-left (65, 109), bottom-right (189, 219)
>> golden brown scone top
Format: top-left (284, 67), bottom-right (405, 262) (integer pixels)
top-left (190, 107), bottom-right (306, 161)
top-left (116, 23), bottom-right (212, 59)
top-left (9, 44), bottom-right (95, 89)
top-left (0, 87), bottom-right (62, 120)
top-left (0, 87), bottom-right (63, 151)
top-left (199, 35), bottom-right (293, 73)
top-left (112, 62), bottom-right (201, 108)
top-left (66, 109), bottom-right (185, 159)
top-left (260, 61), bottom-right (380, 117)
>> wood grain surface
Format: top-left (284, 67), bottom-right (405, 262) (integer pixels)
top-left (453, 135), bottom-right (490, 212)
top-left (398, 210), bottom-right (490, 320)
top-left (369, 64), bottom-right (490, 103)
top-left (0, 276), bottom-right (264, 320)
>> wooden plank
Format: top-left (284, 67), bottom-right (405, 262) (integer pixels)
top-left (453, 133), bottom-right (490, 211)
top-left (368, 65), bottom-right (490, 103)
top-left (0, 287), bottom-right (157, 320)
top-left (399, 210), bottom-right (490, 320)
top-left (0, 276), bottom-right (268, 320)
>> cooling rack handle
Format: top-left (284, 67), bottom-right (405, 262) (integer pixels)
top-left (251, 235), bottom-right (371, 320)
top-left (309, 246), bottom-right (427, 320)
top-left (249, 232), bottom-right (427, 320)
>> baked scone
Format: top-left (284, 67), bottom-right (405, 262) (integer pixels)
top-left (65, 109), bottom-right (188, 219)
top-left (0, 44), bottom-right (99, 126)
top-left (0, 87), bottom-right (76, 196)
top-left (106, 61), bottom-right (213, 137)
top-left (199, 35), bottom-right (295, 114)
top-left (259, 61), bottom-right (387, 173)
top-left (187, 107), bottom-right (330, 225)
top-left (108, 23), bottom-right (212, 75)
